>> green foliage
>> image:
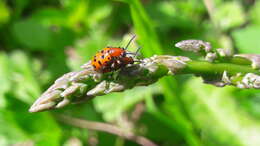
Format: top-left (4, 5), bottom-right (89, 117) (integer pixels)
top-left (213, 1), bottom-right (246, 31)
top-left (182, 78), bottom-right (260, 146)
top-left (93, 85), bottom-right (161, 122)
top-left (0, 0), bottom-right (260, 146)
top-left (232, 25), bottom-right (260, 53)
top-left (12, 19), bottom-right (75, 51)
top-left (0, 0), bottom-right (9, 26)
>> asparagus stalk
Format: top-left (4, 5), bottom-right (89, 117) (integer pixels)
top-left (29, 40), bottom-right (260, 113)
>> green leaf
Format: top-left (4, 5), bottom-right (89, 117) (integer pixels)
top-left (213, 1), bottom-right (246, 30)
top-left (181, 77), bottom-right (260, 146)
top-left (0, 1), bottom-right (10, 26)
top-left (31, 8), bottom-right (67, 27)
top-left (144, 93), bottom-right (200, 146)
top-left (93, 85), bottom-right (161, 121)
top-left (12, 19), bottom-right (53, 51)
top-left (11, 18), bottom-right (75, 51)
top-left (12, 0), bottom-right (30, 19)
top-left (250, 1), bottom-right (260, 25)
top-left (232, 25), bottom-right (260, 53)
top-left (234, 89), bottom-right (260, 120)
top-left (138, 111), bottom-right (183, 144)
top-left (123, 0), bottom-right (163, 56)
top-left (64, 0), bottom-right (88, 29)
top-left (0, 52), bottom-right (11, 108)
top-left (0, 109), bottom-right (28, 145)
top-left (124, 1), bottom-right (201, 145)
top-left (4, 96), bottom-right (62, 146)
top-left (86, 4), bottom-right (112, 28)
top-left (9, 51), bottom-right (41, 103)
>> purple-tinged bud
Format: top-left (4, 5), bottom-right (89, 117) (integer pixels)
top-left (175, 40), bottom-right (211, 53)
top-left (234, 54), bottom-right (260, 69)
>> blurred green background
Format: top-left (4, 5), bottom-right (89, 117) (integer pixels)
top-left (0, 0), bottom-right (260, 146)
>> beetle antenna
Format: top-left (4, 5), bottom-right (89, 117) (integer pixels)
top-left (134, 46), bottom-right (141, 58)
top-left (124, 35), bottom-right (136, 50)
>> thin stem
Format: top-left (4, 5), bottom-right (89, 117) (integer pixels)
top-left (203, 0), bottom-right (221, 32)
top-left (56, 115), bottom-right (158, 146)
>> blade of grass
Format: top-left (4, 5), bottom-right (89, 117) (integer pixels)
top-left (123, 0), bottom-right (162, 56)
top-left (123, 0), bottom-right (201, 145)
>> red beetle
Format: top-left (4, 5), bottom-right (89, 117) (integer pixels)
top-left (91, 35), bottom-right (139, 73)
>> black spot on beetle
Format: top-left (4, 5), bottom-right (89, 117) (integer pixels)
top-left (93, 65), bottom-right (96, 68)
top-left (101, 55), bottom-right (104, 59)
top-left (98, 61), bottom-right (102, 65)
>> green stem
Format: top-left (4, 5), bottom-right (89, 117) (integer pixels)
top-left (182, 61), bottom-right (260, 76)
top-left (229, 57), bottom-right (251, 65)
